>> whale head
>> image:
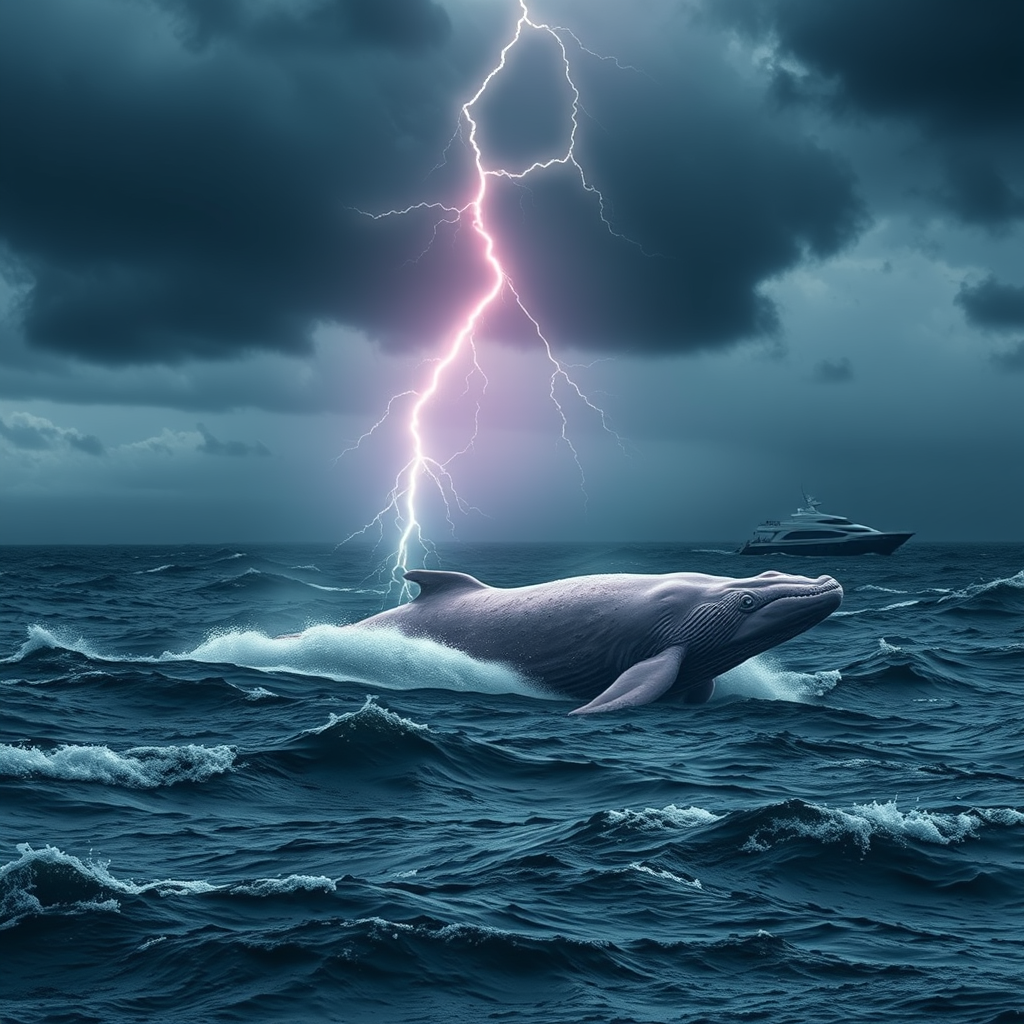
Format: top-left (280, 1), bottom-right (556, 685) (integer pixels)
top-left (668, 569), bottom-right (842, 682)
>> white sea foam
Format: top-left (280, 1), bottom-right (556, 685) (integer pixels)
top-left (242, 685), bottom-right (279, 700)
top-left (606, 804), bottom-right (723, 830)
top-left (628, 862), bottom-right (703, 889)
top-left (4, 620), bottom-right (541, 697)
top-left (937, 569), bottom-right (1024, 603)
top-left (714, 653), bottom-right (841, 702)
top-left (977, 807), bottom-right (1024, 826)
top-left (833, 599), bottom-right (920, 618)
top-left (167, 625), bottom-right (540, 696)
top-left (741, 799), bottom-right (1008, 855)
top-left (856, 584), bottom-right (909, 594)
top-left (231, 875), bottom-right (335, 896)
top-left (0, 741), bottom-right (236, 788)
top-left (1, 624), bottom-right (103, 664)
top-left (878, 638), bottom-right (903, 654)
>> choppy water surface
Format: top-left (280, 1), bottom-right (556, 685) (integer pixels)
top-left (1, 542), bottom-right (1022, 1023)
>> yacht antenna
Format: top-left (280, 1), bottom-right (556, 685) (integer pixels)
top-left (800, 488), bottom-right (822, 512)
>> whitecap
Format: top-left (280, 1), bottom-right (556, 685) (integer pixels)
top-left (0, 843), bottom-right (222, 928)
top-left (605, 804), bottom-right (723, 830)
top-left (937, 569), bottom-right (1024, 603)
top-left (0, 741), bottom-right (236, 788)
top-left (231, 875), bottom-right (335, 896)
top-left (1, 624), bottom-right (102, 664)
top-left (306, 695), bottom-right (430, 735)
top-left (744, 799), bottom-right (990, 855)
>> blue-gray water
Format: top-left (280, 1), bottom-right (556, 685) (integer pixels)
top-left (1, 542), bottom-right (1022, 1024)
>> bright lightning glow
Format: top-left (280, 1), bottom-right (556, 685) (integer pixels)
top-left (343, 0), bottom-right (641, 602)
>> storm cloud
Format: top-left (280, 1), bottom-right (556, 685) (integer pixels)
top-left (956, 277), bottom-right (1024, 332)
top-left (717, 0), bottom-right (1024, 232)
top-left (0, 0), bottom-right (871, 371)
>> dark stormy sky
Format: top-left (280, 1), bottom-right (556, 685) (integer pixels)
top-left (1, 0), bottom-right (1022, 545)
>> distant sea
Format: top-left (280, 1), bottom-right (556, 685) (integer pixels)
top-left (1, 541), bottom-right (1022, 1024)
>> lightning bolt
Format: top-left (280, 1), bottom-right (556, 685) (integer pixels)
top-left (344, 0), bottom-right (641, 602)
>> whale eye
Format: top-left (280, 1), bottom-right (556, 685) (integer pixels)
top-left (739, 593), bottom-right (756, 610)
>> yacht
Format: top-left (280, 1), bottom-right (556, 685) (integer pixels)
top-left (737, 493), bottom-right (913, 556)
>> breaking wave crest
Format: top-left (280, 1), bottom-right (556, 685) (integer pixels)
top-left (0, 844), bottom-right (337, 930)
top-left (0, 741), bottom-right (236, 789)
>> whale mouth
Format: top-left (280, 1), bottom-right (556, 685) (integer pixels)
top-left (734, 575), bottom-right (843, 643)
top-left (766, 576), bottom-right (843, 619)
top-left (803, 576), bottom-right (843, 602)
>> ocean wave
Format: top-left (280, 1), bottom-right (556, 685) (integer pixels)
top-left (0, 741), bottom-right (236, 788)
top-left (840, 640), bottom-right (975, 690)
top-left (741, 798), bottom-right (1017, 855)
top-left (0, 844), bottom-right (339, 929)
top-left (605, 804), bottom-right (724, 831)
top-left (0, 844), bottom-right (216, 929)
top-left (1, 624), bottom-right (105, 664)
top-left (936, 569), bottom-right (1024, 614)
top-left (131, 562), bottom-right (202, 576)
top-left (257, 697), bottom-right (443, 774)
top-left (349, 914), bottom-right (613, 976)
top-left (230, 875), bottom-right (336, 897)
top-left (313, 695), bottom-right (429, 734)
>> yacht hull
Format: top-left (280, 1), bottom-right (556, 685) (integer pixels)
top-left (738, 532), bottom-right (913, 557)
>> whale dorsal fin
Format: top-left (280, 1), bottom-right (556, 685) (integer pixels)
top-left (404, 569), bottom-right (489, 600)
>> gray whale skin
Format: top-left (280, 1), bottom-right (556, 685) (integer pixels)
top-left (350, 568), bottom-right (843, 714)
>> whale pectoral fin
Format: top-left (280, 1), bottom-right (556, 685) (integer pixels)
top-left (568, 646), bottom-right (686, 716)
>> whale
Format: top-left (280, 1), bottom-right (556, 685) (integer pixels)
top-left (349, 568), bottom-right (842, 714)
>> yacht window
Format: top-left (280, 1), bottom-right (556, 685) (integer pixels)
top-left (782, 530), bottom-right (845, 540)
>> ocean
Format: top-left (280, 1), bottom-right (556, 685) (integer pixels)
top-left (1, 541), bottom-right (1022, 1024)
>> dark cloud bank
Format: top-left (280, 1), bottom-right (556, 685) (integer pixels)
top-left (0, 0), bottom-right (1021, 376)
